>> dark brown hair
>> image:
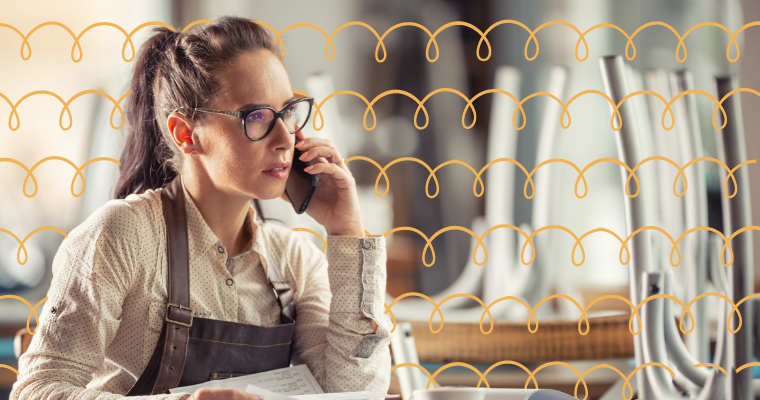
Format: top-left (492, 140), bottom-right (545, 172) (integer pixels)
top-left (114, 16), bottom-right (280, 222)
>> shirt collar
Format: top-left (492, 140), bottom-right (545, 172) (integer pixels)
top-left (178, 175), bottom-right (265, 264)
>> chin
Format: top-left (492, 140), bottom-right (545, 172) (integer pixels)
top-left (250, 182), bottom-right (287, 200)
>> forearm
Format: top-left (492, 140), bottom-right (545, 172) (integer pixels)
top-left (296, 234), bottom-right (392, 394)
top-left (326, 234), bottom-right (392, 392)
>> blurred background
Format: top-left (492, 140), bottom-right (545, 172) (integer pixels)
top-left (1, 0), bottom-right (759, 399)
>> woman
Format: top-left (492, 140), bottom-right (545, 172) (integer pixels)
top-left (11, 16), bottom-right (392, 400)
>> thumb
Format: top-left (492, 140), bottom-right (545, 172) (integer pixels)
top-left (279, 191), bottom-right (290, 202)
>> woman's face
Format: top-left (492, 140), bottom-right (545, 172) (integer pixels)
top-left (195, 50), bottom-right (296, 200)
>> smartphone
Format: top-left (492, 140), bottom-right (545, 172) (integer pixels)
top-left (285, 137), bottom-right (319, 214)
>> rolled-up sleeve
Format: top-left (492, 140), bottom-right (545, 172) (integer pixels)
top-left (291, 233), bottom-right (392, 395)
top-left (10, 203), bottom-right (189, 400)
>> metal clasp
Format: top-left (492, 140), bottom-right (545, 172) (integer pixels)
top-left (165, 303), bottom-right (193, 327)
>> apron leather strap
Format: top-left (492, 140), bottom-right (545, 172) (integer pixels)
top-left (153, 177), bottom-right (192, 394)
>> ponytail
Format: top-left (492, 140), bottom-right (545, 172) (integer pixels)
top-left (114, 28), bottom-right (178, 200)
top-left (113, 17), bottom-right (281, 223)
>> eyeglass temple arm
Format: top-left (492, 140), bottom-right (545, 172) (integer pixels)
top-left (193, 108), bottom-right (241, 118)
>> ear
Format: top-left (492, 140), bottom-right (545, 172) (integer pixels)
top-left (167, 112), bottom-right (200, 156)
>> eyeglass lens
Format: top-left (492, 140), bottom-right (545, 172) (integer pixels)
top-left (245, 101), bottom-right (311, 139)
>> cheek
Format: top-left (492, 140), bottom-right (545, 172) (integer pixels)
top-left (205, 130), bottom-right (264, 182)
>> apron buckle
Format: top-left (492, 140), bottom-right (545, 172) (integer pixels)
top-left (165, 303), bottom-right (193, 327)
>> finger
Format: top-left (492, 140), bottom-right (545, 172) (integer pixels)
top-left (298, 145), bottom-right (342, 165)
top-left (295, 137), bottom-right (334, 152)
top-left (309, 156), bottom-right (329, 165)
top-left (309, 155), bottom-right (350, 174)
top-left (280, 191), bottom-right (290, 202)
top-left (304, 162), bottom-right (354, 188)
top-left (209, 388), bottom-right (245, 400)
top-left (229, 388), bottom-right (261, 400)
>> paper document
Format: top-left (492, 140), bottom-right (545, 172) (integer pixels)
top-left (246, 385), bottom-right (399, 400)
top-left (169, 364), bottom-right (324, 395)
top-left (244, 384), bottom-right (297, 400)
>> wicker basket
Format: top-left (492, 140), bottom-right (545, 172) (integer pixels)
top-left (408, 314), bottom-right (634, 364)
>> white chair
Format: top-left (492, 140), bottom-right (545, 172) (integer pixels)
top-left (713, 76), bottom-right (755, 400)
top-left (599, 55), bottom-right (725, 400)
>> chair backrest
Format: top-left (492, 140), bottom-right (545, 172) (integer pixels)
top-left (390, 322), bottom-right (431, 400)
top-left (14, 328), bottom-right (33, 360)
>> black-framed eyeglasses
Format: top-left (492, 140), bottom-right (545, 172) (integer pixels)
top-left (173, 97), bottom-right (314, 141)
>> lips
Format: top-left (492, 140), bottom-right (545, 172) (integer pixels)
top-left (263, 161), bottom-right (291, 172)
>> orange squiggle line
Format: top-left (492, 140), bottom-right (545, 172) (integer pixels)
top-left (0, 90), bottom-right (130, 131)
top-left (392, 360), bottom-right (744, 399)
top-left (389, 363), bottom-right (439, 389)
top-left (7, 223), bottom-right (752, 271)
top-left (0, 157), bottom-right (121, 197)
top-left (4, 88), bottom-right (758, 134)
top-left (0, 295), bottom-right (48, 335)
top-left (392, 360), bottom-right (677, 400)
top-left (343, 156), bottom-right (754, 200)
top-left (0, 227), bottom-right (67, 265)
top-left (290, 227), bottom-right (327, 252)
top-left (293, 222), bottom-right (756, 270)
top-left (736, 362), bottom-right (760, 373)
top-left (3, 20), bottom-right (757, 64)
top-left (295, 87), bottom-right (760, 133)
top-left (381, 291), bottom-right (760, 338)
top-left (0, 295), bottom-right (50, 373)
top-left (1, 365), bottom-right (19, 375)
top-left (694, 363), bottom-right (728, 376)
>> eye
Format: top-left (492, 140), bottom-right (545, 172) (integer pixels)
top-left (247, 111), bottom-right (267, 124)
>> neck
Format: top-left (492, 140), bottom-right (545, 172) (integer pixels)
top-left (180, 169), bottom-right (252, 259)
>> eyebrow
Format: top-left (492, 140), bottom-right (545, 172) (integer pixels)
top-left (236, 95), bottom-right (298, 112)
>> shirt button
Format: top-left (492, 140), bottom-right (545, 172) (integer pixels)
top-left (218, 246), bottom-right (225, 254)
top-left (363, 276), bottom-right (371, 284)
top-left (225, 278), bottom-right (234, 286)
top-left (362, 241), bottom-right (372, 250)
top-left (363, 304), bottom-right (371, 313)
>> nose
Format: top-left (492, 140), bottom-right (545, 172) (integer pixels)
top-left (268, 118), bottom-right (293, 151)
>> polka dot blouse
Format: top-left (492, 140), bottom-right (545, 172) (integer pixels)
top-left (11, 178), bottom-right (392, 400)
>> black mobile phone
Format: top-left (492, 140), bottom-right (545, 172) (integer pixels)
top-left (285, 137), bottom-right (319, 214)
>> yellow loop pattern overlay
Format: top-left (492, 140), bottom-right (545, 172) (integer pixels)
top-left (392, 360), bottom-right (756, 400)
top-left (3, 88), bottom-right (760, 133)
top-left (342, 156), bottom-right (754, 200)
top-left (0, 157), bottom-right (121, 197)
top-left (381, 291), bottom-right (760, 337)
top-left (293, 87), bottom-right (759, 133)
top-left (1, 20), bottom-right (759, 63)
top-left (294, 224), bottom-right (760, 269)
top-left (4, 291), bottom-right (755, 391)
top-left (3, 222), bottom-right (757, 268)
top-left (0, 295), bottom-right (48, 375)
top-left (0, 90), bottom-right (129, 131)
top-left (1, 156), bottom-right (751, 201)
top-left (0, 227), bottom-right (67, 265)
